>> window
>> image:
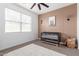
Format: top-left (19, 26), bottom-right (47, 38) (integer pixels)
top-left (5, 22), bottom-right (20, 32)
top-left (5, 8), bottom-right (32, 32)
top-left (5, 8), bottom-right (21, 22)
top-left (22, 14), bottom-right (31, 32)
top-left (5, 8), bottom-right (20, 32)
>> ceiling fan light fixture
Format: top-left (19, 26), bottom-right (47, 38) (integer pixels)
top-left (30, 3), bottom-right (49, 10)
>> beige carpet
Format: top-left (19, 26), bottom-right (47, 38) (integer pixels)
top-left (4, 44), bottom-right (66, 56)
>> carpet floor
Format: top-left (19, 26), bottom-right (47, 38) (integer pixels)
top-left (0, 40), bottom-right (79, 56)
top-left (4, 44), bottom-right (65, 56)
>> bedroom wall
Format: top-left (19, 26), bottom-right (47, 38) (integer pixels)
top-left (77, 4), bottom-right (79, 49)
top-left (38, 4), bottom-right (77, 39)
top-left (0, 3), bottom-right (38, 50)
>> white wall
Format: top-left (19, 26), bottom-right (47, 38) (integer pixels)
top-left (77, 4), bottom-right (79, 49)
top-left (0, 3), bottom-right (38, 50)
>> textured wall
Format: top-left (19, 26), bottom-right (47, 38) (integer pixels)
top-left (38, 4), bottom-right (77, 39)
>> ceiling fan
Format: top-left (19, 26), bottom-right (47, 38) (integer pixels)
top-left (30, 3), bottom-right (49, 10)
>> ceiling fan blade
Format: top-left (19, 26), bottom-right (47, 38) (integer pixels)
top-left (40, 3), bottom-right (49, 8)
top-left (38, 4), bottom-right (41, 10)
top-left (30, 3), bottom-right (36, 9)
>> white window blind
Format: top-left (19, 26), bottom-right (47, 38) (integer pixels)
top-left (5, 8), bottom-right (32, 32)
top-left (5, 8), bottom-right (21, 22)
top-left (22, 14), bottom-right (32, 32)
top-left (5, 22), bottom-right (20, 32)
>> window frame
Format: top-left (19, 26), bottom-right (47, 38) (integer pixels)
top-left (5, 8), bottom-right (32, 33)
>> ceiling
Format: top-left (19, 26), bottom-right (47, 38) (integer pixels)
top-left (18, 3), bottom-right (73, 15)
